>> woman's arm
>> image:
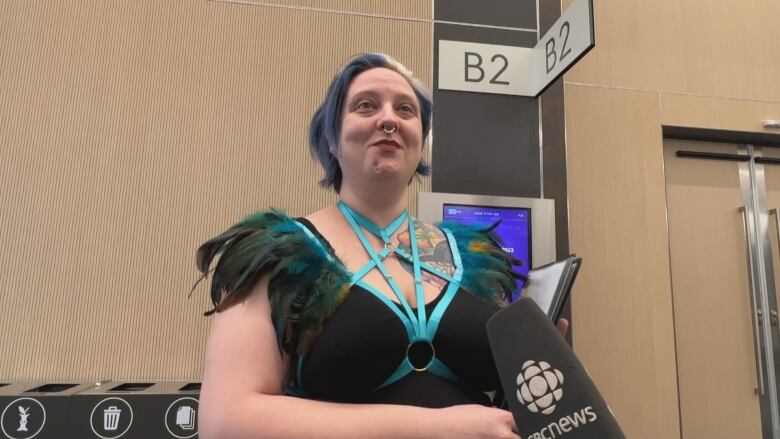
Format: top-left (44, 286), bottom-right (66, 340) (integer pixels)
top-left (198, 276), bottom-right (520, 439)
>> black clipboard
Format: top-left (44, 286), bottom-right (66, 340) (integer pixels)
top-left (520, 254), bottom-right (582, 322)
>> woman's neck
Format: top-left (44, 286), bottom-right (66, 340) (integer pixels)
top-left (338, 184), bottom-right (409, 229)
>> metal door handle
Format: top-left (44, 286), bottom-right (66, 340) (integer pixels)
top-left (768, 209), bottom-right (780, 329)
top-left (740, 206), bottom-right (765, 395)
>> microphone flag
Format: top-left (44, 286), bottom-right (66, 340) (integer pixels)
top-left (487, 297), bottom-right (626, 439)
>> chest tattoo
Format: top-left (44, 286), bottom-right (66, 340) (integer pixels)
top-left (395, 221), bottom-right (455, 288)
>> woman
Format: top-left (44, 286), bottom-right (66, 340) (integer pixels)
top-left (196, 53), bottom-right (567, 439)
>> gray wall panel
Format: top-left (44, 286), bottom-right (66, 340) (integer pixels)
top-left (539, 0), bottom-right (569, 259)
top-left (434, 0), bottom-right (536, 29)
top-left (432, 23), bottom-right (540, 197)
top-left (432, 90), bottom-right (540, 197)
top-left (538, 0), bottom-right (570, 341)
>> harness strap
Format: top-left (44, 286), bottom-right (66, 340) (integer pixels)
top-left (337, 202), bottom-right (465, 390)
top-left (293, 205), bottom-right (466, 394)
top-left (338, 202), bottom-right (423, 332)
top-left (425, 228), bottom-right (465, 337)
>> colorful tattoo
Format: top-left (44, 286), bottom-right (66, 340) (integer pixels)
top-left (395, 221), bottom-right (456, 288)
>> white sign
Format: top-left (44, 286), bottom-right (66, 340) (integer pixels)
top-left (535, 0), bottom-right (594, 91)
top-left (439, 41), bottom-right (535, 96)
top-left (438, 0), bottom-right (594, 97)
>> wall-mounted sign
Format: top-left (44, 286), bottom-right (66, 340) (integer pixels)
top-left (438, 0), bottom-right (594, 97)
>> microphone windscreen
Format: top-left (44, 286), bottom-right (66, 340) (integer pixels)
top-left (487, 297), bottom-right (626, 439)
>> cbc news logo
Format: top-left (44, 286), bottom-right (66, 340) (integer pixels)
top-left (516, 360), bottom-right (564, 415)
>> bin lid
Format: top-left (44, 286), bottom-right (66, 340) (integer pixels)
top-left (74, 381), bottom-right (200, 395)
top-left (0, 381), bottom-right (106, 397)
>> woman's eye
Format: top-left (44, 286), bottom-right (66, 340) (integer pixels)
top-left (355, 100), bottom-right (374, 111)
top-left (398, 104), bottom-right (417, 115)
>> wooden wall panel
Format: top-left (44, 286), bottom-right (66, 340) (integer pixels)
top-left (566, 0), bottom-right (780, 102)
top-left (563, 0), bottom-right (685, 90)
top-left (565, 85), bottom-right (681, 439)
top-left (564, 0), bottom-right (780, 434)
top-left (220, 0), bottom-right (432, 20)
top-left (0, 0), bottom-right (431, 380)
top-left (661, 93), bottom-right (780, 134)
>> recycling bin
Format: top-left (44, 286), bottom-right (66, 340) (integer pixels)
top-left (0, 381), bottom-right (102, 439)
top-left (66, 381), bottom-right (200, 439)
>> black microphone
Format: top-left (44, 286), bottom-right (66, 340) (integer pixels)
top-left (487, 297), bottom-right (626, 439)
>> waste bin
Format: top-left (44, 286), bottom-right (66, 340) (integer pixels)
top-left (0, 381), bottom-right (102, 439)
top-left (66, 381), bottom-right (200, 439)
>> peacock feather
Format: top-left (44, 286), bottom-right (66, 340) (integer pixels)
top-left (195, 210), bottom-right (352, 356)
top-left (439, 220), bottom-right (523, 306)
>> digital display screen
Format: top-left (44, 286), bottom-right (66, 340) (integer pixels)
top-left (443, 204), bottom-right (531, 300)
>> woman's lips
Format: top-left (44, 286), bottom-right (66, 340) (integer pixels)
top-left (372, 140), bottom-right (401, 150)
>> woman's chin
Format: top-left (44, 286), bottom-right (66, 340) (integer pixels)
top-left (364, 165), bottom-right (410, 185)
top-left (370, 161), bottom-right (402, 176)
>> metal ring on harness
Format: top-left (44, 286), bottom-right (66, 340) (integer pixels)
top-left (406, 340), bottom-right (435, 372)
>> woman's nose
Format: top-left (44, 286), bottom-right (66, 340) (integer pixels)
top-left (376, 104), bottom-right (399, 130)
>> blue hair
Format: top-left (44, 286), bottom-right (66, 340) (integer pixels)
top-left (309, 53), bottom-right (432, 193)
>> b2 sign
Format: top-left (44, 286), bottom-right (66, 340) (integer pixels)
top-left (438, 0), bottom-right (594, 97)
top-left (439, 41), bottom-right (535, 96)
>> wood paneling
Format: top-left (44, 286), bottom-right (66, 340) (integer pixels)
top-left (662, 93), bottom-right (780, 134)
top-left (564, 0), bottom-right (780, 434)
top-left (221, 0), bottom-right (432, 20)
top-left (565, 84), bottom-right (680, 439)
top-left (565, 0), bottom-right (780, 101)
top-left (663, 140), bottom-right (763, 439)
top-left (563, 0), bottom-right (686, 90)
top-left (0, 0), bottom-right (431, 380)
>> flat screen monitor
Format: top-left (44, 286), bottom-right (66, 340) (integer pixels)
top-left (418, 192), bottom-right (556, 302)
top-left (442, 204), bottom-right (531, 297)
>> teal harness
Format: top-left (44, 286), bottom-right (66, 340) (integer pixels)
top-left (294, 201), bottom-right (466, 392)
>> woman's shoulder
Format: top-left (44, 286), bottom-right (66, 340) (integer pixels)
top-left (432, 219), bottom-right (521, 304)
top-left (195, 208), bottom-right (326, 300)
top-left (195, 207), bottom-right (352, 353)
top-left (195, 209), bottom-right (317, 282)
top-left (413, 218), bottom-right (449, 241)
top-left (410, 218), bottom-right (507, 262)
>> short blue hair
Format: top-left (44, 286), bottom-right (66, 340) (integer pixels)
top-left (309, 53), bottom-right (432, 193)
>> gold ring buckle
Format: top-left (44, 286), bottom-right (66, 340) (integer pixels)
top-left (406, 341), bottom-right (435, 372)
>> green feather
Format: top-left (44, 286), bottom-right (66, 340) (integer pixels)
top-left (439, 220), bottom-right (522, 305)
top-left (195, 210), bottom-right (352, 355)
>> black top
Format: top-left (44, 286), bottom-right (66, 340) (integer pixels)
top-left (295, 218), bottom-right (501, 408)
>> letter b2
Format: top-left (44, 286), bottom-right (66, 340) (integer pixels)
top-left (464, 52), bottom-right (485, 82)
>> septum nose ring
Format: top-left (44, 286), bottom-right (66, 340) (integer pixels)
top-left (382, 123), bottom-right (397, 134)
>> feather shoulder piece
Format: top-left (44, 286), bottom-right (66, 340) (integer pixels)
top-left (438, 220), bottom-right (523, 306)
top-left (195, 210), bottom-right (352, 356)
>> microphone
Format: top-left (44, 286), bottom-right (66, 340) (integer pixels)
top-left (487, 297), bottom-right (626, 439)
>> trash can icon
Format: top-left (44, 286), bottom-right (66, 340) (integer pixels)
top-left (103, 406), bottom-right (121, 431)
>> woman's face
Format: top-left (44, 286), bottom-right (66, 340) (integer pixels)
top-left (337, 67), bottom-right (424, 191)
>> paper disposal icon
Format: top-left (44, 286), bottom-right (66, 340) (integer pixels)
top-left (176, 406), bottom-right (196, 430)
